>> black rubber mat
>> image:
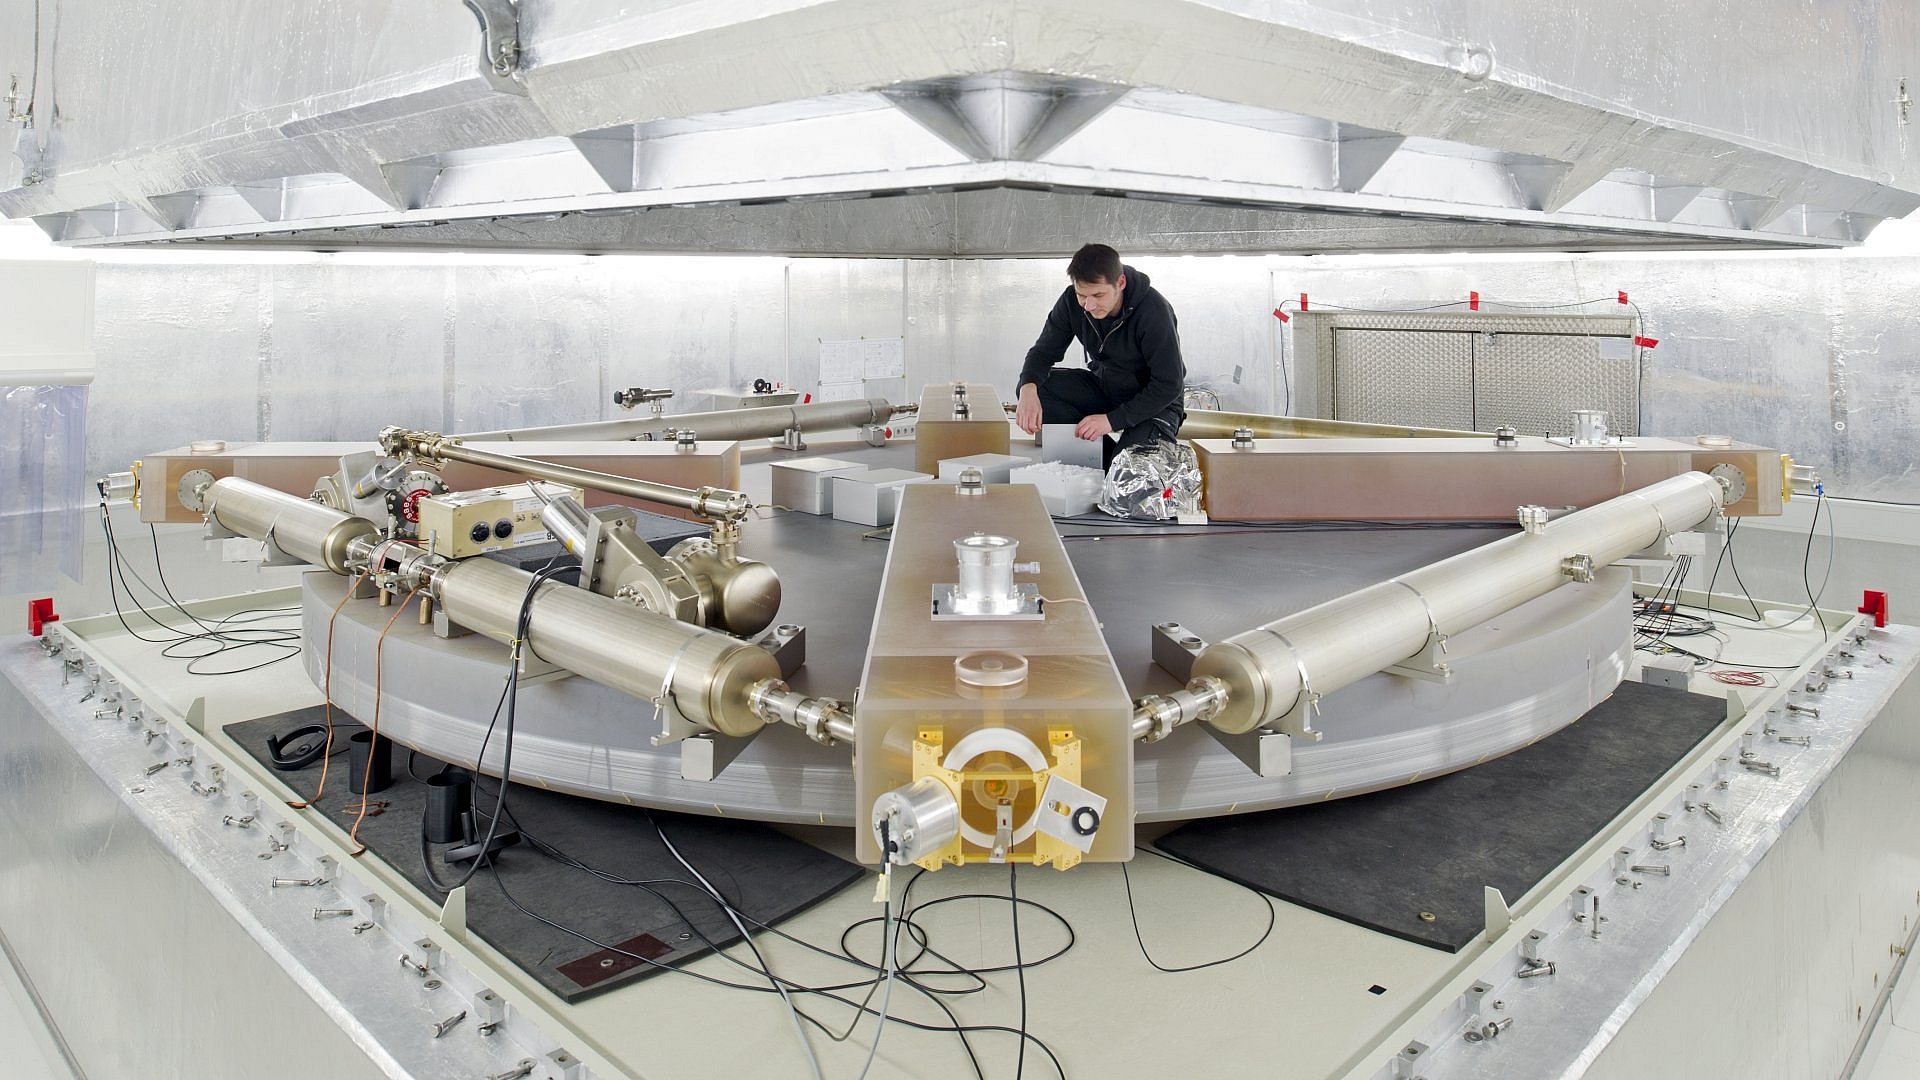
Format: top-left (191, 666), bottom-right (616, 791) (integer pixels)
top-left (1155, 680), bottom-right (1729, 952)
top-left (229, 707), bottom-right (863, 1002)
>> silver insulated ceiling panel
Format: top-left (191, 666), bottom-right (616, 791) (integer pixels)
top-left (3, 0), bottom-right (1918, 255)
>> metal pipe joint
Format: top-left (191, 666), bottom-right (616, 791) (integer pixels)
top-left (748, 679), bottom-right (856, 746)
top-left (1131, 676), bottom-right (1229, 741)
top-left (379, 426), bottom-right (458, 463)
top-left (345, 534), bottom-right (449, 593)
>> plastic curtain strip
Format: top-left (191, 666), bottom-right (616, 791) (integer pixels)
top-left (1, 385), bottom-right (88, 592)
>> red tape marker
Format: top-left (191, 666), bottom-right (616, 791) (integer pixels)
top-left (1272, 307), bottom-right (1290, 323)
top-left (1618, 291), bottom-right (1630, 305)
top-left (1860, 590), bottom-right (1889, 628)
top-left (1299, 293), bottom-right (1309, 311)
top-left (1469, 291), bottom-right (1481, 311)
top-left (1633, 335), bottom-right (1660, 349)
top-left (27, 598), bottom-right (58, 637)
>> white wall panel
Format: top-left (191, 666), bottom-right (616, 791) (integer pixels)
top-left (63, 249), bottom-right (1920, 507)
top-left (266, 263), bottom-right (449, 438)
top-left (449, 263), bottom-right (610, 433)
top-left (606, 255), bottom-right (790, 418)
top-left (89, 264), bottom-right (266, 475)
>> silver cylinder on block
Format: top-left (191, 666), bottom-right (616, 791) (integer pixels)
top-left (431, 557), bottom-right (778, 738)
top-left (539, 495), bottom-right (595, 557)
top-left (203, 476), bottom-right (378, 574)
top-left (954, 534), bottom-right (1019, 602)
top-left (1194, 471), bottom-right (1725, 734)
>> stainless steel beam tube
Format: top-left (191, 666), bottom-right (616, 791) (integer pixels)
top-left (386, 430), bottom-right (751, 521)
top-left (1180, 410), bottom-right (1485, 440)
top-left (461, 398), bottom-right (898, 443)
top-left (203, 477), bottom-right (378, 574)
top-left (432, 557), bottom-right (778, 738)
top-left (1193, 471), bottom-right (1725, 735)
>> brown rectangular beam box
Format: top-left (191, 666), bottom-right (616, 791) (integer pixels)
top-left (853, 483), bottom-right (1134, 865)
top-left (914, 382), bottom-right (1011, 476)
top-left (1193, 436), bottom-right (1784, 522)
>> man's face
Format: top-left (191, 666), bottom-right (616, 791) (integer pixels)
top-left (1073, 274), bottom-right (1126, 320)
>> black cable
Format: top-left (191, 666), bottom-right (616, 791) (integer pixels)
top-left (1720, 516), bottom-right (1769, 620)
top-left (1120, 848), bottom-right (1277, 972)
top-left (95, 504), bottom-right (304, 674)
top-left (469, 801), bottom-right (1069, 1080)
top-left (1010, 862), bottom-right (1027, 1080)
top-left (419, 562), bottom-right (573, 894)
top-left (483, 867), bottom-right (1067, 1079)
top-left (455, 703), bottom-right (1073, 1078)
top-left (651, 819), bottom-right (824, 1080)
top-left (1693, 492), bottom-right (1834, 641)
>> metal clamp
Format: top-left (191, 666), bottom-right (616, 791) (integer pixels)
top-left (648, 635), bottom-right (705, 748)
top-left (1257, 627), bottom-right (1322, 741)
top-left (1384, 579), bottom-right (1453, 683)
top-left (460, 0), bottom-right (524, 92)
top-left (1627, 489), bottom-right (1674, 539)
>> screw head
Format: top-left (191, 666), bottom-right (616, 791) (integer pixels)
top-left (1417, 911), bottom-right (1437, 923)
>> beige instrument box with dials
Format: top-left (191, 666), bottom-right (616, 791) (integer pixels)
top-left (415, 483), bottom-right (584, 558)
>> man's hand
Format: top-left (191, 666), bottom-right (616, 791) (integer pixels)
top-left (1075, 413), bottom-right (1114, 441)
top-left (1015, 384), bottom-right (1043, 435)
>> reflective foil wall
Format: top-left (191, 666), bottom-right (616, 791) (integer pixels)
top-left (77, 250), bottom-right (1917, 504)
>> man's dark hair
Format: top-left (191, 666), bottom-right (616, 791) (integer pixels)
top-left (1066, 243), bottom-right (1123, 285)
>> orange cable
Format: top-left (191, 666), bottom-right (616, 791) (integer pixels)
top-left (346, 586), bottom-right (419, 854)
top-left (289, 569), bottom-right (371, 810)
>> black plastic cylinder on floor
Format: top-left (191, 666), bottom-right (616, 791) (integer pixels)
top-left (423, 769), bottom-right (471, 843)
top-left (348, 730), bottom-right (393, 794)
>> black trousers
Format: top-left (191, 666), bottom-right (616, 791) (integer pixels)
top-left (1034, 368), bottom-right (1183, 468)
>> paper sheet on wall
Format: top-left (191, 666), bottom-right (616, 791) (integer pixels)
top-left (859, 338), bottom-right (905, 378)
top-left (815, 382), bottom-right (864, 402)
top-left (819, 340), bottom-right (862, 386)
top-left (818, 337), bottom-right (904, 385)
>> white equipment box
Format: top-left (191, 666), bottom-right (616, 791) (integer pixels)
top-left (830, 468), bottom-right (929, 527)
top-left (768, 457), bottom-right (869, 516)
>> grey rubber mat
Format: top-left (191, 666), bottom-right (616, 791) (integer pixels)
top-left (1155, 680), bottom-right (1729, 952)
top-left (229, 707), bottom-right (863, 1002)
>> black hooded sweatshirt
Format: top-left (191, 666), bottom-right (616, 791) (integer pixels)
top-left (1017, 265), bottom-right (1186, 432)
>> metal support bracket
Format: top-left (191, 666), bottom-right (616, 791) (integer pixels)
top-left (257, 525), bottom-right (307, 568)
top-left (779, 426), bottom-right (808, 452)
top-left (1151, 622), bottom-right (1207, 682)
top-left (460, 0), bottom-right (526, 95)
top-left (1201, 724), bottom-right (1293, 777)
top-left (431, 607), bottom-right (475, 639)
top-left (754, 623), bottom-right (807, 679)
top-left (860, 423), bottom-right (887, 447)
top-left (1384, 579), bottom-right (1453, 683)
top-left (679, 728), bottom-right (764, 782)
top-left (1385, 632), bottom-right (1453, 683)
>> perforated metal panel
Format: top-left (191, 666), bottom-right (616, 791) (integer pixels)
top-left (1330, 330), bottom-right (1474, 429)
top-left (1310, 313), bottom-right (1639, 434)
top-left (1475, 333), bottom-right (1639, 437)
